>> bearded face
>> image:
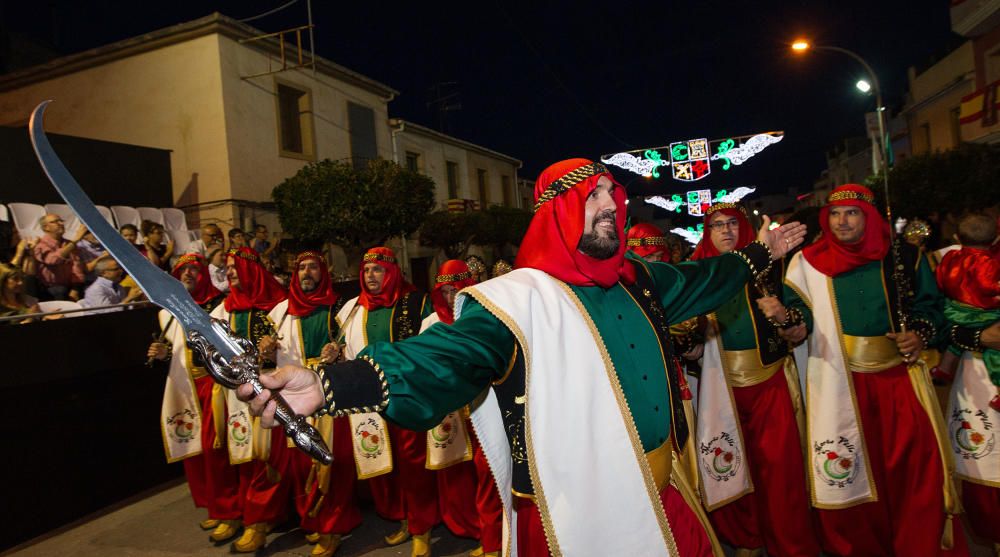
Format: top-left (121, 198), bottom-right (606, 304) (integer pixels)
top-left (298, 259), bottom-right (322, 292)
top-left (576, 176), bottom-right (620, 260)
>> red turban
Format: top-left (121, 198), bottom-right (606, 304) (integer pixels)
top-left (223, 247), bottom-right (287, 312)
top-left (358, 246), bottom-right (415, 311)
top-left (431, 259), bottom-right (477, 324)
top-left (171, 253), bottom-right (221, 306)
top-left (689, 204), bottom-right (755, 261)
top-left (626, 222), bottom-right (669, 260)
top-left (514, 158), bottom-right (636, 288)
top-left (287, 251), bottom-right (340, 317)
top-left (802, 184), bottom-right (890, 277)
top-left (936, 247), bottom-right (1000, 310)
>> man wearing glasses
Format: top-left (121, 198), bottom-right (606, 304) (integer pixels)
top-left (32, 213), bottom-right (86, 300)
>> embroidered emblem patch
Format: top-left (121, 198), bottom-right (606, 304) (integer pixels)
top-left (165, 409), bottom-right (198, 444)
top-left (430, 412), bottom-right (459, 449)
top-left (950, 407), bottom-right (995, 460)
top-left (228, 411), bottom-right (250, 447)
top-left (813, 436), bottom-right (859, 488)
top-left (699, 431), bottom-right (742, 481)
top-left (354, 416), bottom-right (387, 458)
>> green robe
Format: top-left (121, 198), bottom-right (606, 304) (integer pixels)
top-left (300, 307), bottom-right (334, 360)
top-left (783, 251), bottom-right (944, 341)
top-left (362, 253), bottom-right (755, 451)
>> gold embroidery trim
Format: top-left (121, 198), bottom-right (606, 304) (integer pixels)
top-left (828, 190), bottom-right (875, 204)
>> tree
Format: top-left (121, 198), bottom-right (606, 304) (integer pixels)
top-left (272, 159), bottom-right (435, 263)
top-left (476, 205), bottom-right (533, 258)
top-left (418, 210), bottom-right (486, 259)
top-left (877, 143), bottom-right (1000, 219)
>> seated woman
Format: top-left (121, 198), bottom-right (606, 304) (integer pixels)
top-left (139, 220), bottom-right (174, 271)
top-left (0, 263), bottom-right (42, 324)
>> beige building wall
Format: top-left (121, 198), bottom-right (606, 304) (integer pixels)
top-left (906, 41), bottom-right (975, 154)
top-left (0, 34), bottom-right (234, 225)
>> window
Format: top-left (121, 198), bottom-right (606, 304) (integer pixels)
top-left (950, 107), bottom-right (962, 147)
top-left (477, 169), bottom-right (488, 207)
top-left (405, 151), bottom-right (420, 173)
top-left (921, 122), bottom-right (931, 153)
top-left (501, 175), bottom-right (512, 207)
top-left (275, 82), bottom-right (315, 159)
top-left (446, 161), bottom-right (459, 198)
top-left (347, 102), bottom-right (378, 169)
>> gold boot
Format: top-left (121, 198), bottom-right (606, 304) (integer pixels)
top-left (311, 534), bottom-right (342, 557)
top-left (469, 546), bottom-right (484, 557)
top-left (199, 518), bottom-right (219, 531)
top-left (304, 531), bottom-right (321, 544)
top-left (232, 522), bottom-right (270, 553)
top-left (208, 520), bottom-right (240, 543)
top-left (411, 530), bottom-right (431, 557)
top-left (384, 519), bottom-right (410, 546)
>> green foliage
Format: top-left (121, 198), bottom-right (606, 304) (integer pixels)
top-left (477, 205), bottom-right (533, 250)
top-left (272, 159), bottom-right (436, 252)
top-left (418, 210), bottom-right (486, 259)
top-left (881, 144), bottom-right (1000, 218)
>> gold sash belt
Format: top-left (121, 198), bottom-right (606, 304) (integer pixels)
top-left (190, 366), bottom-right (208, 380)
top-left (844, 334), bottom-right (903, 372)
top-left (646, 436), bottom-right (673, 492)
top-left (721, 349), bottom-right (783, 387)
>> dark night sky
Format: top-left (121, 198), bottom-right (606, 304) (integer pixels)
top-left (0, 0), bottom-right (962, 199)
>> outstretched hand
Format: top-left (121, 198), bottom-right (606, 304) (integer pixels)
top-left (757, 216), bottom-right (808, 260)
top-left (236, 365), bottom-right (325, 428)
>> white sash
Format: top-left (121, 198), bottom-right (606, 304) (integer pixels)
top-left (336, 298), bottom-right (393, 479)
top-left (457, 269), bottom-right (679, 557)
top-left (209, 303), bottom-right (254, 465)
top-left (784, 253), bottom-right (875, 508)
top-left (158, 309), bottom-right (204, 462)
top-left (419, 313), bottom-right (473, 469)
top-left (946, 352), bottom-right (1000, 487)
top-left (696, 319), bottom-right (753, 510)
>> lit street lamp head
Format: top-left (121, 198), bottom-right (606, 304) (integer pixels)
top-left (791, 40), bottom-right (810, 52)
top-left (856, 80), bottom-right (872, 93)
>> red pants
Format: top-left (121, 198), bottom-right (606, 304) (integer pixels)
top-left (185, 376), bottom-right (244, 521)
top-left (709, 369), bottom-right (819, 556)
top-left (515, 483), bottom-right (713, 556)
top-left (964, 481), bottom-right (1000, 544)
top-left (816, 365), bottom-right (969, 556)
top-left (473, 436), bottom-right (503, 553)
top-left (300, 417), bottom-right (363, 535)
top-left (242, 428), bottom-right (296, 525)
top-left (368, 424), bottom-right (440, 534)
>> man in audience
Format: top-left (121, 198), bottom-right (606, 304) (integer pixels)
top-left (76, 228), bottom-right (109, 284)
top-left (33, 213), bottom-right (86, 300)
top-left (251, 225), bottom-right (278, 269)
top-left (189, 224), bottom-right (225, 257)
top-left (229, 228), bottom-right (248, 249)
top-left (80, 258), bottom-right (129, 312)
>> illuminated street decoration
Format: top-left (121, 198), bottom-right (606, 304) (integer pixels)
top-left (601, 131), bottom-right (783, 180)
top-left (644, 186), bottom-right (756, 217)
top-left (671, 225), bottom-right (703, 246)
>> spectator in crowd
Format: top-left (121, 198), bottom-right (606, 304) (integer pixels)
top-left (80, 258), bottom-right (133, 312)
top-left (251, 224), bottom-right (278, 266)
top-left (206, 248), bottom-right (229, 293)
top-left (76, 228), bottom-right (110, 283)
top-left (665, 233), bottom-right (688, 263)
top-left (0, 221), bottom-right (39, 298)
top-left (228, 228), bottom-right (247, 249)
top-left (0, 263), bottom-right (41, 324)
top-left (140, 220), bottom-right (174, 271)
top-left (32, 213), bottom-right (86, 300)
top-left (117, 224), bottom-right (145, 301)
top-left (119, 223), bottom-right (139, 244)
top-left (189, 223), bottom-right (225, 257)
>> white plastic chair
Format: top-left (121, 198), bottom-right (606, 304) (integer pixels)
top-left (44, 203), bottom-right (83, 240)
top-left (0, 204), bottom-right (8, 222)
top-left (95, 205), bottom-right (116, 227)
top-left (166, 229), bottom-right (195, 257)
top-left (137, 207), bottom-right (165, 226)
top-left (8, 202), bottom-right (46, 240)
top-left (161, 208), bottom-right (189, 231)
top-left (110, 206), bottom-right (141, 229)
top-left (36, 300), bottom-right (84, 318)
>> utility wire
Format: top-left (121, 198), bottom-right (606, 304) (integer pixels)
top-left (238, 0), bottom-right (300, 23)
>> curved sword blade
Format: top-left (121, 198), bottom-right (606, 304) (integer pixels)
top-left (28, 100), bottom-right (241, 360)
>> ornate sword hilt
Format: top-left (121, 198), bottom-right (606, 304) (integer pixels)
top-left (187, 318), bottom-right (333, 465)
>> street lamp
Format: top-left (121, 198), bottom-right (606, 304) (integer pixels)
top-left (790, 38), bottom-right (892, 224)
